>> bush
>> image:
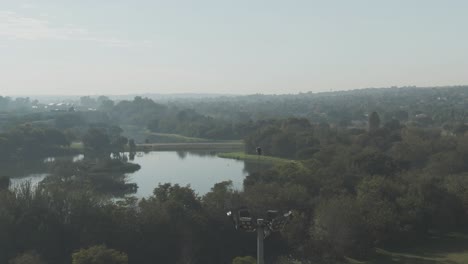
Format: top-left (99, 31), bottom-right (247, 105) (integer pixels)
top-left (310, 197), bottom-right (372, 258)
top-left (9, 251), bottom-right (45, 264)
top-left (232, 256), bottom-right (256, 264)
top-left (72, 245), bottom-right (128, 264)
top-left (0, 176), bottom-right (10, 190)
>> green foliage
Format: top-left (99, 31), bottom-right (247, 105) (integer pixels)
top-left (98, 99), bottom-right (115, 112)
top-left (218, 152), bottom-right (295, 165)
top-left (72, 245), bottom-right (128, 264)
top-left (147, 107), bottom-right (242, 140)
top-left (9, 251), bottom-right (46, 264)
top-left (353, 150), bottom-right (401, 176)
top-left (1, 88), bottom-right (468, 263)
top-left (356, 176), bottom-right (400, 243)
top-left (368, 112), bottom-right (381, 132)
top-left (311, 197), bottom-right (372, 258)
top-left (128, 139), bottom-right (136, 151)
top-left (0, 124), bottom-right (71, 161)
top-left (232, 256), bottom-right (256, 264)
top-left (44, 158), bottom-right (139, 197)
top-left (111, 96), bottom-right (167, 127)
top-left (55, 113), bottom-right (86, 129)
top-left (0, 176), bottom-right (10, 190)
top-left (244, 118), bottom-right (322, 159)
top-left (165, 86), bottom-right (468, 128)
top-left (83, 128), bottom-right (110, 152)
top-left (43, 128), bottom-right (70, 146)
top-left (203, 180), bottom-right (234, 212)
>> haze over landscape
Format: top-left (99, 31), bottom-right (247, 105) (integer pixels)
top-left (1, 0), bottom-right (468, 95)
top-left (2, 2), bottom-right (468, 264)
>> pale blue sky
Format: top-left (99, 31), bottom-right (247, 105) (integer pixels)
top-left (1, 0), bottom-right (467, 95)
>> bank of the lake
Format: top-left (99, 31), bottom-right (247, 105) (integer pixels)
top-left (70, 141), bottom-right (244, 152)
top-left (136, 141), bottom-right (244, 151)
top-left (217, 152), bottom-right (300, 165)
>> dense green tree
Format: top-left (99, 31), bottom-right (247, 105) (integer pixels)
top-left (80, 96), bottom-right (98, 108)
top-left (0, 87), bottom-right (468, 263)
top-left (43, 128), bottom-right (70, 146)
top-left (128, 139), bottom-right (136, 151)
top-left (232, 256), bottom-right (256, 264)
top-left (0, 176), bottom-right (10, 190)
top-left (55, 113), bottom-right (86, 129)
top-left (9, 251), bottom-right (46, 264)
top-left (368, 112), bottom-right (381, 132)
top-left (356, 176), bottom-right (400, 244)
top-left (83, 128), bottom-right (110, 152)
top-left (72, 245), bottom-right (128, 264)
top-left (0, 125), bottom-right (73, 160)
top-left (354, 151), bottom-right (402, 176)
top-left (98, 99), bottom-right (115, 112)
top-left (311, 197), bottom-right (372, 258)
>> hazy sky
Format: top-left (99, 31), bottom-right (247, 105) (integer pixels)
top-left (1, 0), bottom-right (467, 95)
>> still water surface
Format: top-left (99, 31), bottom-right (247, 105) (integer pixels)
top-left (9, 151), bottom-right (260, 198)
top-left (127, 151), bottom-right (249, 197)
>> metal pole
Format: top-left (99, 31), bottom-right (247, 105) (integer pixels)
top-left (257, 219), bottom-right (265, 264)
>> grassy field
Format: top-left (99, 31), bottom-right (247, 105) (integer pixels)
top-left (217, 152), bottom-right (300, 165)
top-left (347, 233), bottom-right (468, 264)
top-left (144, 132), bottom-right (211, 143)
top-left (121, 125), bottom-right (219, 144)
top-left (136, 142), bottom-right (244, 151)
top-left (70, 142), bottom-right (84, 149)
top-left (69, 138), bottom-right (243, 152)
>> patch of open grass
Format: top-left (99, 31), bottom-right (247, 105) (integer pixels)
top-left (144, 132), bottom-right (211, 143)
top-left (217, 152), bottom-right (299, 165)
top-left (70, 142), bottom-right (84, 149)
top-left (347, 233), bottom-right (468, 264)
top-left (136, 142), bottom-right (244, 151)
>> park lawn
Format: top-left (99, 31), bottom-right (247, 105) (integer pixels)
top-left (218, 152), bottom-right (301, 166)
top-left (144, 132), bottom-right (211, 143)
top-left (347, 233), bottom-right (468, 264)
top-left (70, 142), bottom-right (84, 149)
top-left (121, 125), bottom-right (222, 144)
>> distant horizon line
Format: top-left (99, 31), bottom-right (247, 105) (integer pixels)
top-left (2, 85), bottom-right (467, 98)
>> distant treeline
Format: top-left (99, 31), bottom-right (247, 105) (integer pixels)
top-left (0, 87), bottom-right (468, 263)
top-left (2, 87), bottom-right (467, 142)
top-left (0, 86), bottom-right (468, 139)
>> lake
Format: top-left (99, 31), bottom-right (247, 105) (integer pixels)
top-left (126, 151), bottom-right (250, 197)
top-left (8, 151), bottom-right (267, 198)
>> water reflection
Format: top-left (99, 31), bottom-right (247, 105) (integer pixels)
top-left (43, 154), bottom-right (84, 163)
top-left (8, 151), bottom-right (270, 198)
top-left (127, 151), bottom-right (250, 197)
top-left (10, 173), bottom-right (48, 189)
top-left (0, 159), bottom-right (48, 179)
top-left (176, 151), bottom-right (187, 159)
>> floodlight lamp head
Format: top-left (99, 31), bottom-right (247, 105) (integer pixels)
top-left (284, 210), bottom-right (293, 218)
top-left (239, 217), bottom-right (256, 232)
top-left (238, 208), bottom-right (251, 218)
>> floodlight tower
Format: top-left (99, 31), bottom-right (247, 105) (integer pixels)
top-left (227, 208), bottom-right (293, 264)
